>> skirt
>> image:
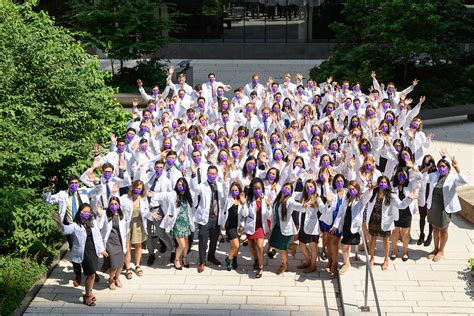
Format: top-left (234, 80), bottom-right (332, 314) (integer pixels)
top-left (82, 228), bottom-right (98, 276)
top-left (226, 228), bottom-right (240, 240)
top-left (394, 208), bottom-right (412, 228)
top-left (269, 225), bottom-right (292, 250)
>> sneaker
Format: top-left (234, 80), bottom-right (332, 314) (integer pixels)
top-left (147, 253), bottom-right (156, 266)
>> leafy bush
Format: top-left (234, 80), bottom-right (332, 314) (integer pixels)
top-left (0, 187), bottom-right (64, 259)
top-left (0, 1), bottom-right (129, 188)
top-left (114, 58), bottom-right (169, 93)
top-left (0, 255), bottom-right (47, 316)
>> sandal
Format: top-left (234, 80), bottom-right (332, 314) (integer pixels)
top-left (125, 269), bottom-right (133, 280)
top-left (402, 254), bottom-right (409, 262)
top-left (115, 276), bottom-right (123, 288)
top-left (427, 250), bottom-right (437, 260)
top-left (253, 258), bottom-right (259, 270)
top-left (108, 278), bottom-right (117, 290)
top-left (390, 253), bottom-right (397, 261)
top-left (256, 266), bottom-right (263, 279)
top-left (433, 252), bottom-right (444, 262)
top-left (83, 295), bottom-right (96, 307)
top-left (382, 260), bottom-right (389, 271)
top-left (135, 266), bottom-right (143, 277)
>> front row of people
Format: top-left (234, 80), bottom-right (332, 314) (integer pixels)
top-left (50, 155), bottom-right (466, 306)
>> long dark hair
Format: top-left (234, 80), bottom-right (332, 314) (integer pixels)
top-left (73, 203), bottom-right (94, 228)
top-left (369, 176), bottom-right (392, 206)
top-left (392, 167), bottom-right (410, 188)
top-left (246, 177), bottom-right (265, 204)
top-left (301, 179), bottom-right (319, 206)
top-left (106, 197), bottom-right (124, 220)
top-left (243, 156), bottom-right (257, 178)
top-left (175, 177), bottom-right (193, 207)
top-left (273, 183), bottom-right (293, 221)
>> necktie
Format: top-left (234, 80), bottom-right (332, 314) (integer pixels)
top-left (118, 154), bottom-right (124, 178)
top-left (148, 178), bottom-right (158, 203)
top-left (145, 151), bottom-right (150, 160)
top-left (210, 184), bottom-right (218, 217)
top-left (197, 167), bottom-right (201, 183)
top-left (224, 122), bottom-right (229, 136)
top-left (71, 193), bottom-right (77, 219)
top-left (166, 169), bottom-right (171, 179)
top-left (106, 181), bottom-right (111, 200)
top-left (264, 120), bottom-right (268, 133)
top-left (211, 83), bottom-right (215, 97)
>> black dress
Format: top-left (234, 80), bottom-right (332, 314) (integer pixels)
top-left (104, 216), bottom-right (124, 270)
top-left (368, 196), bottom-right (391, 237)
top-left (298, 212), bottom-right (319, 244)
top-left (341, 205), bottom-right (361, 245)
top-left (225, 204), bottom-right (240, 240)
top-left (394, 189), bottom-right (412, 228)
top-left (82, 227), bottom-right (98, 276)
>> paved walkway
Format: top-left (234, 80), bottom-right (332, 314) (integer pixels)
top-left (25, 239), bottom-right (342, 316)
top-left (340, 116), bottom-right (474, 315)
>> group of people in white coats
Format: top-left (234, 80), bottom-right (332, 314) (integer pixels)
top-left (45, 67), bottom-right (468, 306)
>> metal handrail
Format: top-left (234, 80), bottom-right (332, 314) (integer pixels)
top-left (359, 231), bottom-right (382, 315)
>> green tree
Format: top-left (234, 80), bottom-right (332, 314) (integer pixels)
top-left (0, 0), bottom-right (128, 188)
top-left (67, 0), bottom-right (180, 74)
top-left (311, 0), bottom-right (474, 108)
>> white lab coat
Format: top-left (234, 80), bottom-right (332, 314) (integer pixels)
top-left (242, 199), bottom-right (272, 235)
top-left (151, 191), bottom-right (196, 232)
top-left (366, 192), bottom-right (413, 232)
top-left (423, 171), bottom-right (468, 214)
top-left (191, 180), bottom-right (227, 226)
top-left (119, 195), bottom-right (151, 234)
top-left (62, 220), bottom-right (105, 264)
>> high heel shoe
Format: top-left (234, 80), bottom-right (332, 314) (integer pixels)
top-left (173, 260), bottom-right (182, 270)
top-left (182, 257), bottom-right (189, 268)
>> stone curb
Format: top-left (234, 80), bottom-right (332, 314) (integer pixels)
top-left (13, 243), bottom-right (69, 316)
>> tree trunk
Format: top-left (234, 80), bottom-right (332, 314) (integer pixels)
top-left (120, 59), bottom-right (124, 73)
top-left (110, 59), bottom-right (115, 76)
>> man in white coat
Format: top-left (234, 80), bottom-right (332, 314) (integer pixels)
top-left (191, 165), bottom-right (226, 272)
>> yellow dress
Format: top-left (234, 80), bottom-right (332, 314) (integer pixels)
top-left (128, 201), bottom-right (147, 244)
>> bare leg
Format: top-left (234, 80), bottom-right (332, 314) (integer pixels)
top-left (84, 274), bottom-right (95, 303)
top-left (298, 242), bottom-right (310, 266)
top-left (134, 243), bottom-right (142, 267)
top-left (341, 244), bottom-right (350, 266)
top-left (369, 234), bottom-right (376, 269)
top-left (401, 228), bottom-right (410, 256)
top-left (248, 239), bottom-right (257, 260)
top-left (125, 240), bottom-right (132, 269)
top-left (255, 238), bottom-right (265, 268)
top-left (229, 238), bottom-right (240, 260)
top-left (382, 236), bottom-right (390, 270)
top-left (330, 236), bottom-right (340, 273)
top-left (176, 237), bottom-right (186, 263)
top-left (438, 226), bottom-right (449, 255)
top-left (391, 227), bottom-right (400, 257)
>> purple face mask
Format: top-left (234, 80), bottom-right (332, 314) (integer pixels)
top-left (255, 133), bottom-right (262, 140)
top-left (298, 90), bottom-right (304, 95)
top-left (381, 125), bottom-right (389, 133)
top-left (249, 142), bottom-right (257, 149)
top-left (209, 134), bottom-right (216, 141)
top-left (438, 166), bottom-right (448, 176)
top-left (80, 213), bottom-right (91, 220)
top-left (397, 173), bottom-right (407, 183)
top-left (148, 105), bottom-right (156, 112)
top-left (219, 155), bottom-right (228, 162)
top-left (231, 150), bottom-right (239, 158)
top-left (272, 87), bottom-right (278, 93)
top-left (378, 182), bottom-right (388, 190)
top-left (103, 171), bottom-right (113, 181)
top-left (163, 143), bottom-right (171, 150)
top-left (177, 184), bottom-right (186, 193)
top-left (394, 145), bottom-right (402, 153)
top-left (217, 91), bottom-right (224, 97)
top-left (335, 180), bottom-right (345, 189)
top-left (155, 168), bottom-right (163, 177)
top-left (286, 133), bottom-right (293, 139)
top-left (69, 183), bottom-right (79, 192)
top-left (382, 102), bottom-right (390, 110)
top-left (299, 146), bottom-right (307, 153)
top-left (140, 146), bottom-right (147, 153)
top-left (217, 142), bottom-right (226, 149)
top-left (271, 137), bottom-right (279, 144)
top-left (246, 107), bottom-right (253, 113)
top-left (140, 126), bottom-right (149, 134)
top-left (178, 94), bottom-right (185, 100)
top-left (361, 144), bottom-right (369, 152)
top-left (313, 97), bottom-right (319, 103)
top-left (312, 129), bottom-right (321, 136)
top-left (367, 109), bottom-right (375, 117)
top-left (231, 190), bottom-right (240, 198)
top-left (126, 133), bottom-right (134, 141)
top-left (324, 124), bottom-right (332, 131)
top-left (247, 163), bottom-right (256, 171)
top-left (353, 103), bottom-right (360, 110)
top-left (132, 188), bottom-right (142, 195)
top-left (353, 86), bottom-right (360, 92)
top-left (209, 78), bottom-right (215, 83)
top-left (306, 186), bottom-right (315, 194)
top-left (172, 122), bottom-right (178, 129)
top-left (163, 131), bottom-right (170, 137)
top-left (349, 188), bottom-right (358, 197)
top-left (267, 173), bottom-right (276, 181)
top-left (254, 188), bottom-right (263, 197)
top-left (402, 153), bottom-right (411, 161)
top-left (166, 158), bottom-right (175, 166)
top-left (365, 164), bottom-right (373, 171)
top-left (192, 156), bottom-right (201, 165)
top-left (275, 96), bottom-right (282, 103)
top-left (330, 144), bottom-right (338, 151)
top-left (223, 117), bottom-right (229, 124)
top-left (152, 90), bottom-right (159, 96)
top-left (273, 107), bottom-right (280, 113)
top-left (352, 121), bottom-right (359, 127)
top-left (344, 100), bottom-right (351, 108)
top-left (321, 160), bottom-right (330, 168)
top-left (109, 204), bottom-right (119, 213)
top-left (207, 174), bottom-right (217, 183)
top-left (274, 153), bottom-right (283, 161)
top-left (238, 132), bottom-right (245, 138)
top-left (169, 104), bottom-right (175, 112)
top-left (410, 122), bottom-right (420, 130)
top-left (282, 187), bottom-right (292, 196)
top-left (235, 94), bottom-right (241, 100)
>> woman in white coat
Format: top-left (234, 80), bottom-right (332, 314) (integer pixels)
top-left (53, 203), bottom-right (107, 307)
top-left (243, 178), bottom-right (272, 278)
top-left (425, 156), bottom-right (468, 262)
top-left (219, 182), bottom-right (247, 271)
top-left (390, 165), bottom-right (421, 261)
top-left (120, 180), bottom-right (151, 279)
top-left (330, 181), bottom-right (370, 274)
top-left (150, 177), bottom-right (195, 269)
top-left (97, 197), bottom-right (128, 290)
top-left (366, 176), bottom-right (416, 270)
top-left (268, 183), bottom-right (304, 275)
top-left (296, 179), bottom-right (326, 274)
